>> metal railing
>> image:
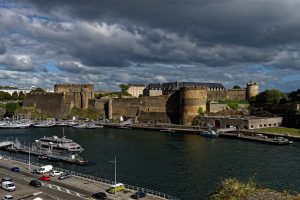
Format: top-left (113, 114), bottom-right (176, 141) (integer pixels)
top-left (0, 153), bottom-right (180, 200)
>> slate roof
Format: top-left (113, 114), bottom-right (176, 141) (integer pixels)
top-left (146, 82), bottom-right (225, 90)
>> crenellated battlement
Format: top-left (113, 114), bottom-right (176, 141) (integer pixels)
top-left (180, 86), bottom-right (207, 90)
top-left (27, 92), bottom-right (64, 96)
top-left (54, 83), bottom-right (94, 89)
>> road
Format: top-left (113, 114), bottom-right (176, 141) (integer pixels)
top-left (0, 168), bottom-right (85, 200)
top-left (0, 156), bottom-right (166, 200)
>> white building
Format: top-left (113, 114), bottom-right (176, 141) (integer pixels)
top-left (0, 86), bottom-right (53, 95)
top-left (127, 84), bottom-right (145, 97)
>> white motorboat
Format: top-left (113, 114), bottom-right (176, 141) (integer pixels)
top-left (32, 135), bottom-right (84, 153)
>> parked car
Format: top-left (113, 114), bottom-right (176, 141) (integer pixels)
top-left (1, 177), bottom-right (12, 183)
top-left (39, 176), bottom-right (50, 182)
top-left (51, 170), bottom-right (63, 177)
top-left (91, 192), bottom-right (107, 199)
top-left (36, 165), bottom-right (53, 174)
top-left (10, 167), bottom-right (19, 173)
top-left (29, 180), bottom-right (42, 187)
top-left (2, 195), bottom-right (13, 200)
top-left (58, 173), bottom-right (71, 180)
top-left (130, 191), bottom-right (147, 199)
top-left (2, 181), bottom-right (15, 191)
top-left (107, 183), bottom-right (124, 194)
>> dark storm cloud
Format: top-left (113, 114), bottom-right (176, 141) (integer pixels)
top-left (1, 0), bottom-right (299, 91)
top-left (26, 0), bottom-right (300, 48)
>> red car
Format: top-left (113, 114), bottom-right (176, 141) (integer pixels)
top-left (39, 175), bottom-right (50, 182)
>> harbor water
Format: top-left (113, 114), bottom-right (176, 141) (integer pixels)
top-left (0, 127), bottom-right (300, 200)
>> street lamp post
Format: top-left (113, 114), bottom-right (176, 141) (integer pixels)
top-left (109, 156), bottom-right (117, 195)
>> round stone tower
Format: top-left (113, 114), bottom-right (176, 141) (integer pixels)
top-left (180, 86), bottom-right (207, 125)
top-left (246, 81), bottom-right (259, 99)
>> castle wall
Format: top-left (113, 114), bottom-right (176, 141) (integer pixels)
top-left (208, 89), bottom-right (246, 101)
top-left (207, 90), bottom-right (227, 101)
top-left (208, 102), bottom-right (228, 113)
top-left (23, 92), bottom-right (72, 118)
top-left (180, 87), bottom-right (207, 125)
top-left (246, 81), bottom-right (259, 99)
top-left (103, 93), bottom-right (180, 123)
top-left (54, 84), bottom-right (94, 93)
top-left (54, 84), bottom-right (94, 109)
top-left (226, 89), bottom-right (246, 101)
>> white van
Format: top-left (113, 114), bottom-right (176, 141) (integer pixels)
top-left (2, 181), bottom-right (15, 191)
top-left (37, 165), bottom-right (53, 174)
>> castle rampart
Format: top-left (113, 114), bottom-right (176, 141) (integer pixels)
top-left (23, 92), bottom-right (73, 118)
top-left (54, 83), bottom-right (94, 109)
top-left (24, 81), bottom-right (258, 122)
top-left (180, 86), bottom-right (207, 125)
top-left (246, 81), bottom-right (259, 99)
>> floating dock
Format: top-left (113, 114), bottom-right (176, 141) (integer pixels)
top-left (219, 132), bottom-right (293, 145)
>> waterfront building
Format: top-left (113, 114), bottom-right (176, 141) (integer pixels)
top-left (197, 116), bottom-right (283, 130)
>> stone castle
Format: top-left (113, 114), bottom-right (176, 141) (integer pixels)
top-left (24, 84), bottom-right (94, 117)
top-left (23, 81), bottom-right (259, 125)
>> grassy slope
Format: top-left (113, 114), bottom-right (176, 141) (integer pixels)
top-left (210, 178), bottom-right (298, 200)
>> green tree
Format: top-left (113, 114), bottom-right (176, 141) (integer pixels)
top-left (11, 91), bottom-right (18, 101)
top-left (256, 89), bottom-right (286, 104)
top-left (233, 85), bottom-right (241, 89)
top-left (30, 87), bottom-right (45, 93)
top-left (5, 102), bottom-right (20, 116)
top-left (288, 89), bottom-right (300, 103)
top-left (198, 107), bottom-right (204, 114)
top-left (0, 91), bottom-right (12, 101)
top-left (18, 91), bottom-right (25, 101)
top-left (119, 84), bottom-right (129, 93)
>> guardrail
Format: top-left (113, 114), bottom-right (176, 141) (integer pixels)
top-left (0, 153), bottom-right (180, 200)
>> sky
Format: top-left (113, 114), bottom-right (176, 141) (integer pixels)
top-left (0, 0), bottom-right (299, 92)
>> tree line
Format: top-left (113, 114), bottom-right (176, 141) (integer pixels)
top-left (249, 88), bottom-right (300, 105)
top-left (0, 91), bottom-right (25, 101)
top-left (0, 87), bottom-right (45, 101)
